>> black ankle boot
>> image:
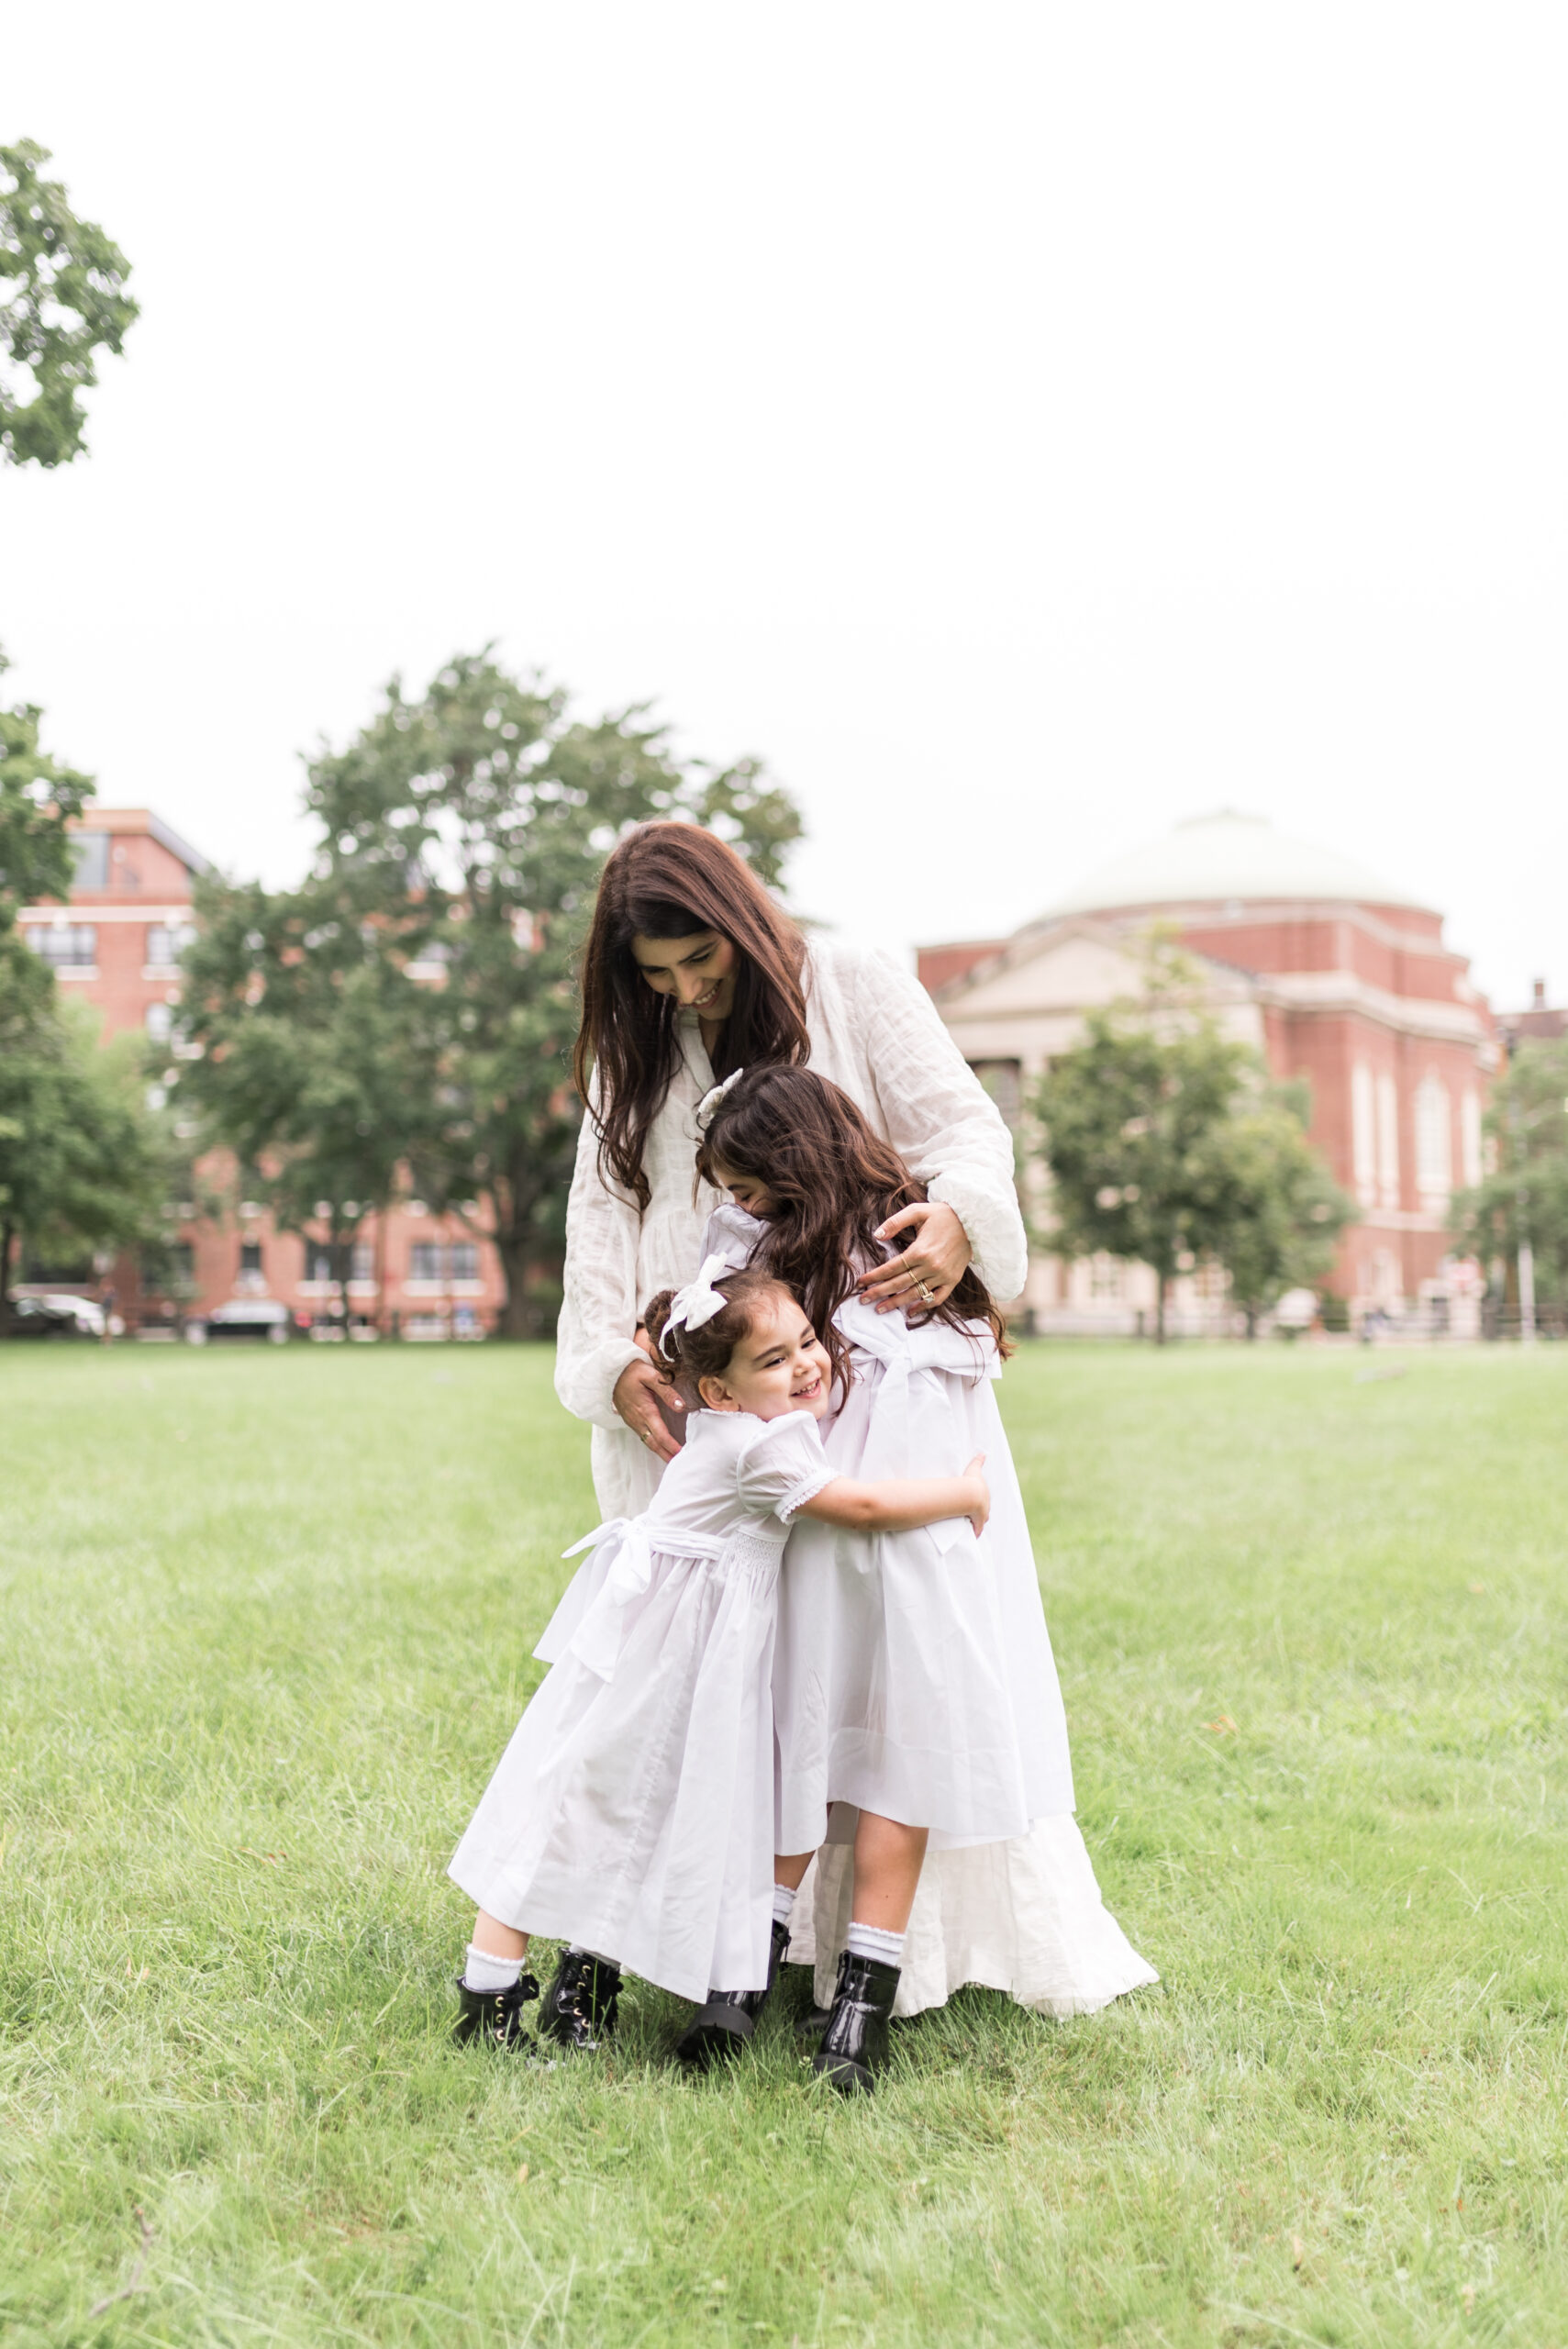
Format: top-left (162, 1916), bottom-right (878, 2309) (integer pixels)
top-left (537, 1949), bottom-right (621, 2051)
top-left (451, 1970), bottom-right (539, 2050)
top-left (811, 1951), bottom-right (900, 2094)
top-left (674, 1917), bottom-right (791, 2069)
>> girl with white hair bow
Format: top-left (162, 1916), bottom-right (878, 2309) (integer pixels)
top-left (447, 1254), bottom-right (992, 2065)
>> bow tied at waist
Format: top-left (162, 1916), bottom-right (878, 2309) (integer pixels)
top-left (835, 1294), bottom-right (998, 1554)
top-left (532, 1518), bottom-right (655, 1682)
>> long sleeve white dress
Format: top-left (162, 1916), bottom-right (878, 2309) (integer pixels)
top-left (554, 932), bottom-right (1028, 1523)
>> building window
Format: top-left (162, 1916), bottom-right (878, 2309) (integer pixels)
top-left (31, 923), bottom-right (97, 968)
top-left (1089, 1252), bottom-right (1124, 1301)
top-left (1414, 1074), bottom-right (1451, 1204)
top-left (1460, 1088), bottom-right (1483, 1190)
top-left (146, 922), bottom-right (198, 969)
top-left (146, 1001), bottom-right (173, 1043)
top-left (1375, 1073), bottom-right (1400, 1208)
top-left (72, 834), bottom-right (109, 889)
top-left (304, 1247), bottom-right (336, 1285)
top-left (239, 1241), bottom-right (263, 1275)
top-left (408, 1240), bottom-right (481, 1283)
top-left (1351, 1063), bottom-right (1376, 1203)
top-left (968, 1059), bottom-right (1023, 1128)
top-left (350, 1240), bottom-right (375, 1283)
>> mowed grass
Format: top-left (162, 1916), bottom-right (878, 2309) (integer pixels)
top-left (2, 1341), bottom-right (1566, 2349)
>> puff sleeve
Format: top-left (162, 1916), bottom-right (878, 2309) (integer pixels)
top-left (734, 1412), bottom-right (838, 1526)
top-left (852, 947), bottom-right (1029, 1301)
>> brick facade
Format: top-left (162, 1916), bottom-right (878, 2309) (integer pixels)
top-left (918, 819), bottom-right (1500, 1323)
top-left (17, 808), bottom-right (508, 1338)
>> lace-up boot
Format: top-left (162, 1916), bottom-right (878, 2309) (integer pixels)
top-left (537, 1949), bottom-right (621, 2051)
top-left (674, 1916), bottom-right (791, 2069)
top-left (451, 1970), bottom-right (540, 2050)
top-left (810, 1950), bottom-right (900, 2094)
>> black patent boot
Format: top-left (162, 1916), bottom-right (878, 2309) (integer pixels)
top-left (675, 1917), bottom-right (791, 2070)
top-left (537, 1948), bottom-right (621, 2051)
top-left (810, 1951), bottom-right (900, 2095)
top-left (451, 1969), bottom-right (540, 2050)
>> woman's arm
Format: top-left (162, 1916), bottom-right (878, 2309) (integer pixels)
top-left (797, 1454), bottom-right (990, 1542)
top-left (553, 1101), bottom-right (656, 1432)
top-left (850, 947), bottom-right (1029, 1308)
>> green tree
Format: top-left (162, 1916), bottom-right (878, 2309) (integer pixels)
top-left (0, 1006), bottom-right (170, 1324)
top-left (1035, 1005), bottom-right (1255, 1341)
top-left (1, 140), bottom-right (138, 469)
top-left (1034, 952), bottom-right (1352, 1341)
top-left (1215, 1084), bottom-right (1355, 1336)
top-left (1452, 1038), bottom-right (1568, 1312)
top-left (176, 651), bottom-right (803, 1336)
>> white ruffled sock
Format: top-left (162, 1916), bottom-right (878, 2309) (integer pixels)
top-left (463, 1944), bottom-right (523, 1994)
top-left (772, 1884), bottom-right (797, 1927)
top-left (844, 1921), bottom-right (905, 1969)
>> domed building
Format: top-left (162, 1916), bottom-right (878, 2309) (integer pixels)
top-left (918, 811), bottom-right (1496, 1331)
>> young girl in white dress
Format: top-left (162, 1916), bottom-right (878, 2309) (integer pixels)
top-left (691, 1066), bottom-right (1156, 2072)
top-left (447, 1260), bottom-right (990, 2059)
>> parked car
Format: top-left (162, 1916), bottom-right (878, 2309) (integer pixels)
top-left (6, 1293), bottom-right (106, 1340)
top-left (187, 1298), bottom-right (293, 1345)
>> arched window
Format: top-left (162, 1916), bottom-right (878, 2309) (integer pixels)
top-left (1376, 1074), bottom-right (1400, 1208)
top-left (1414, 1074), bottom-right (1451, 1204)
top-left (1351, 1063), bottom-right (1376, 1203)
top-left (1460, 1089), bottom-right (1483, 1190)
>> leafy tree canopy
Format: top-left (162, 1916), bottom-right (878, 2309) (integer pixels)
top-left (0, 647), bottom-right (95, 931)
top-left (176, 651), bottom-right (804, 1333)
top-left (0, 1005), bottom-right (172, 1320)
top-left (1034, 947), bottom-right (1353, 1338)
top-left (1452, 1037), bottom-right (1568, 1306)
top-left (1, 140), bottom-right (138, 469)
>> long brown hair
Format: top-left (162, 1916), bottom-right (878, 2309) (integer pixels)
top-left (574, 823), bottom-right (809, 1208)
top-left (695, 1065), bottom-right (1013, 1361)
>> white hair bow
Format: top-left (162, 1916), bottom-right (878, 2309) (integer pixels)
top-left (694, 1067), bottom-right (745, 1130)
top-left (660, 1252), bottom-right (734, 1355)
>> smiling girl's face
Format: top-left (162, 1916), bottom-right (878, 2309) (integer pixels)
top-left (630, 930), bottom-right (738, 1021)
top-left (710, 1161), bottom-right (778, 1219)
top-left (697, 1290), bottom-right (830, 1420)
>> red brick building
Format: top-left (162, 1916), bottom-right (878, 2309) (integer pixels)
top-left (919, 811), bottom-right (1498, 1330)
top-left (17, 807), bottom-right (507, 1337)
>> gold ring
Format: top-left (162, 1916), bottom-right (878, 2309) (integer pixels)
top-left (917, 1280), bottom-right (935, 1305)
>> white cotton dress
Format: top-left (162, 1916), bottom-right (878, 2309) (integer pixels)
top-left (706, 1207), bottom-right (1160, 2021)
top-left (448, 1408), bottom-right (834, 2005)
top-left (551, 930), bottom-right (1153, 2021)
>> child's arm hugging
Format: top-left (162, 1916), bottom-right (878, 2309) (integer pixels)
top-left (797, 1455), bottom-right (990, 1542)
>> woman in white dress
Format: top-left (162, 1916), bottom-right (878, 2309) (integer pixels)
top-left (555, 821), bottom-right (1151, 2031)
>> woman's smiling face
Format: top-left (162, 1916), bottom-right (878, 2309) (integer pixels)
top-left (630, 930), bottom-right (738, 1020)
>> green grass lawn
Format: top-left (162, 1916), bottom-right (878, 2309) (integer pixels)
top-left (2, 1340), bottom-right (1566, 2348)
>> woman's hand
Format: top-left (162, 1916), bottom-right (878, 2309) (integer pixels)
top-left (613, 1353), bottom-right (684, 1463)
top-left (856, 1199), bottom-right (973, 1315)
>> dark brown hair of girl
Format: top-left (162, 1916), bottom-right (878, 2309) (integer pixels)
top-left (573, 823), bottom-right (810, 1209)
top-left (642, 1267), bottom-right (814, 1403)
top-left (695, 1065), bottom-right (1014, 1360)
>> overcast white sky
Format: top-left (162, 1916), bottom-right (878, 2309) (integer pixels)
top-left (6, 3), bottom-right (1565, 1005)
